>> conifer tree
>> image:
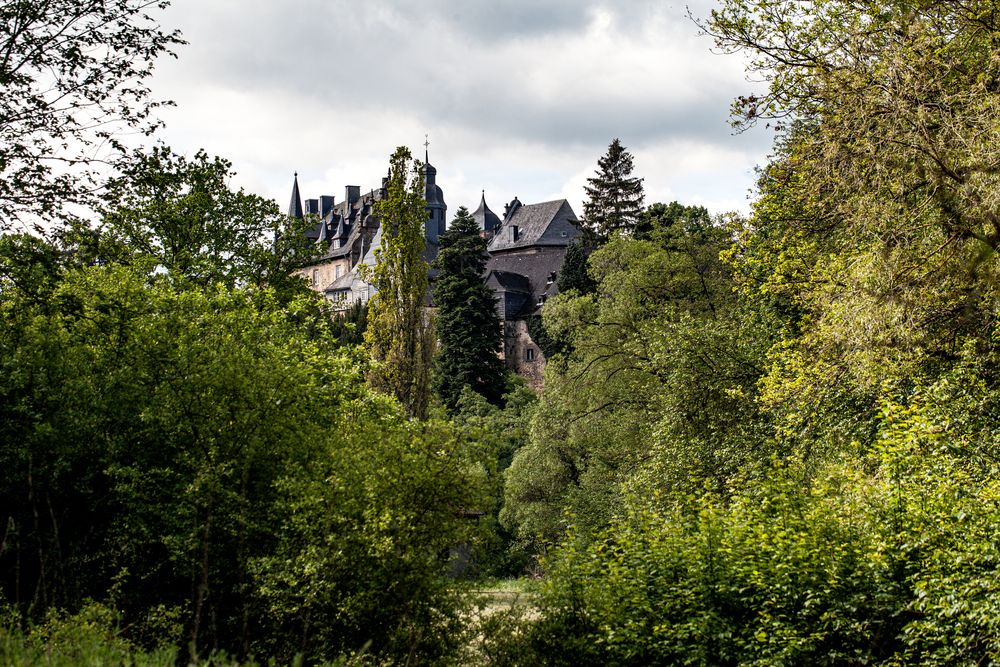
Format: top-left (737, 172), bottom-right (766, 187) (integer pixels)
top-left (582, 138), bottom-right (645, 239)
top-left (557, 240), bottom-right (596, 295)
top-left (362, 146), bottom-right (434, 419)
top-left (432, 206), bottom-right (506, 411)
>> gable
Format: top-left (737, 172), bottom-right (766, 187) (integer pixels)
top-left (488, 199), bottom-right (580, 253)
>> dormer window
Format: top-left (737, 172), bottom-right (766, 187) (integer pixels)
top-left (547, 271), bottom-right (557, 285)
top-left (510, 225), bottom-right (519, 242)
top-left (536, 294), bottom-right (547, 307)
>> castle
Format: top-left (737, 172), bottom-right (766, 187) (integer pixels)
top-left (290, 153), bottom-right (580, 387)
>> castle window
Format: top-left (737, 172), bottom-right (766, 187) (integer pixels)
top-left (312, 269), bottom-right (319, 286)
top-left (525, 348), bottom-right (535, 362)
top-left (335, 265), bottom-right (342, 279)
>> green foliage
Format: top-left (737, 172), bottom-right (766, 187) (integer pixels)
top-left (502, 207), bottom-right (772, 552)
top-left (556, 240), bottom-right (596, 296)
top-left (454, 383), bottom-right (539, 577)
top-left (636, 201), bottom-right (710, 242)
top-left (582, 139), bottom-right (645, 239)
top-left (0, 601), bottom-right (360, 666)
top-left (707, 0), bottom-right (1000, 449)
top-left (362, 146), bottom-right (434, 419)
top-left (433, 206), bottom-right (506, 411)
top-left (253, 410), bottom-right (483, 663)
top-left (0, 0), bottom-right (183, 229)
top-left (0, 602), bottom-right (178, 667)
top-left (500, 5), bottom-right (1000, 664)
top-left (518, 470), bottom-right (897, 666)
top-left (0, 258), bottom-right (478, 663)
top-left (98, 146), bottom-right (318, 300)
top-left (328, 299), bottom-right (368, 347)
top-left (493, 356), bottom-right (1000, 665)
top-left (524, 313), bottom-right (567, 360)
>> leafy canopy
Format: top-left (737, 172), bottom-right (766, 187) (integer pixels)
top-left (0, 0), bottom-right (184, 229)
top-left (0, 258), bottom-right (481, 663)
top-left (96, 146), bottom-right (318, 298)
top-left (362, 146), bottom-right (434, 419)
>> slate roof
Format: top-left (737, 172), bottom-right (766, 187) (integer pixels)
top-left (485, 246), bottom-right (569, 318)
top-left (472, 191), bottom-right (501, 234)
top-left (324, 270), bottom-right (355, 292)
top-left (424, 161), bottom-right (446, 207)
top-left (288, 173), bottom-right (304, 219)
top-left (487, 269), bottom-right (530, 292)
top-left (488, 199), bottom-right (580, 253)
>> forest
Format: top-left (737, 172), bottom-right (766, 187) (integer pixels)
top-left (3, 0), bottom-right (1000, 665)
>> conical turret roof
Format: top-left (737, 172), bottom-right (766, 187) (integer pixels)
top-left (472, 190), bottom-right (501, 234)
top-left (288, 172), bottom-right (304, 219)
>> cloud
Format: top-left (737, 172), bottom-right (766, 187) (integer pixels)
top-left (150, 0), bottom-right (772, 219)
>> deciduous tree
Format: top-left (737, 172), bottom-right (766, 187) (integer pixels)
top-left (706, 0), bottom-right (1000, 392)
top-left (98, 146), bottom-right (317, 299)
top-left (0, 0), bottom-right (183, 229)
top-left (362, 146), bottom-right (434, 419)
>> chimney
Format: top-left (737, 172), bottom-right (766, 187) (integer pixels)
top-left (345, 185), bottom-right (360, 205)
top-left (320, 195), bottom-right (334, 218)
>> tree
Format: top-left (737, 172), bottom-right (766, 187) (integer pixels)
top-left (556, 240), bottom-right (596, 295)
top-left (328, 299), bottom-right (368, 347)
top-left (582, 138), bottom-right (644, 239)
top-left (698, 0), bottom-right (1000, 460)
top-left (432, 206), bottom-right (506, 411)
top-left (362, 146), bottom-right (434, 419)
top-left (502, 208), bottom-right (771, 549)
top-left (636, 201), bottom-right (711, 242)
top-left (97, 146), bottom-right (318, 298)
top-left (0, 260), bottom-right (481, 663)
top-left (705, 0), bottom-right (1000, 390)
top-left (0, 0), bottom-right (184, 230)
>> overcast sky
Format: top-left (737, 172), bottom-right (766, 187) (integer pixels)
top-left (148, 0), bottom-right (772, 221)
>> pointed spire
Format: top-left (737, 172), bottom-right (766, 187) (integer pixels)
top-left (288, 172), bottom-right (304, 219)
top-left (473, 189), bottom-right (501, 233)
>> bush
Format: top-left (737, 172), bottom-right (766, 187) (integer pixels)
top-left (497, 361), bottom-right (1000, 665)
top-left (0, 265), bottom-right (482, 664)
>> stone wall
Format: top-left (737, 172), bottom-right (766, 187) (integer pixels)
top-left (296, 257), bottom-right (352, 292)
top-left (502, 319), bottom-right (546, 390)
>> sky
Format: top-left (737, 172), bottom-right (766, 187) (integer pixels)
top-left (148, 0), bottom-right (773, 221)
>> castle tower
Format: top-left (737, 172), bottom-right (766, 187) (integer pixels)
top-left (423, 147), bottom-right (447, 244)
top-left (472, 190), bottom-right (501, 240)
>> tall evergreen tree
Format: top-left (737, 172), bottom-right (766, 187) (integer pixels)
top-left (432, 206), bottom-right (506, 411)
top-left (582, 138), bottom-right (645, 239)
top-left (557, 240), bottom-right (596, 295)
top-left (362, 146), bottom-right (434, 419)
